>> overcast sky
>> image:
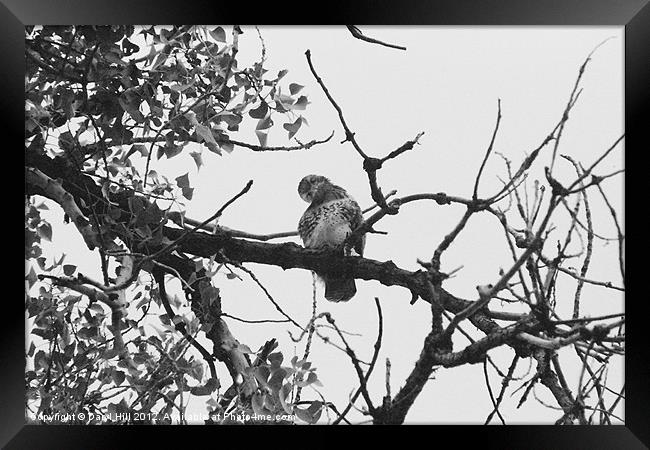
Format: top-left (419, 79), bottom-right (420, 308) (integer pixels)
top-left (32, 26), bottom-right (624, 424)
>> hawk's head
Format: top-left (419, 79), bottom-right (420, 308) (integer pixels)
top-left (298, 174), bottom-right (330, 203)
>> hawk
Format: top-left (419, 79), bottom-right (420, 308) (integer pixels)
top-left (298, 175), bottom-right (365, 302)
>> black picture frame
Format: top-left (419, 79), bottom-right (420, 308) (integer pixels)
top-left (8, 1), bottom-right (647, 447)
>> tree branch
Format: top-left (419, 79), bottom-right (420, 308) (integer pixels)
top-left (346, 26), bottom-right (407, 51)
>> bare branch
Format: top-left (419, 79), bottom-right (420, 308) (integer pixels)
top-left (485, 355), bottom-right (519, 424)
top-left (483, 357), bottom-right (506, 425)
top-left (322, 312), bottom-right (375, 413)
top-left (333, 297), bottom-right (384, 424)
top-left (305, 49), bottom-right (368, 159)
top-left (473, 99), bottom-right (502, 200)
top-left (147, 180), bottom-right (254, 262)
top-left (346, 26), bottom-right (407, 51)
top-left (121, 130), bottom-right (335, 153)
top-left (594, 183), bottom-right (625, 283)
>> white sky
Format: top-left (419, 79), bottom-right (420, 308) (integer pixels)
top-left (30, 26), bottom-right (624, 424)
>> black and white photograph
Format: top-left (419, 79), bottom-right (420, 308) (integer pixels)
top-left (22, 24), bottom-right (629, 428)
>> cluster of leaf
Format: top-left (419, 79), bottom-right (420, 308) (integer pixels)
top-left (25, 24), bottom-right (312, 259)
top-left (25, 25), bottom-right (319, 424)
top-left (208, 342), bottom-right (324, 425)
top-left (26, 25), bottom-right (311, 176)
top-left (25, 199), bottom-right (52, 263)
top-left (26, 272), bottom-right (220, 424)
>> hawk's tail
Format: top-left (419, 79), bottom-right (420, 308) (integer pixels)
top-left (320, 273), bottom-right (356, 302)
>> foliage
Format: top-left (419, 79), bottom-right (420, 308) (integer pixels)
top-left (25, 25), bottom-right (321, 425)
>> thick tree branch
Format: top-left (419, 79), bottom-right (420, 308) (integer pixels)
top-left (25, 167), bottom-right (99, 250)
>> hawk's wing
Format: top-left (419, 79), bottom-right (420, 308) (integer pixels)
top-left (298, 197), bottom-right (364, 255)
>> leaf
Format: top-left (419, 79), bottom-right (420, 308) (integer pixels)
top-left (307, 400), bottom-right (323, 421)
top-left (167, 211), bottom-right (185, 227)
top-left (58, 131), bottom-right (75, 152)
top-left (26, 266), bottom-right (38, 289)
top-left (195, 124), bottom-right (221, 155)
top-left (283, 117), bottom-right (303, 140)
top-left (249, 102), bottom-right (268, 119)
top-left (255, 131), bottom-right (268, 147)
top-left (112, 370), bottom-right (126, 385)
top-left (277, 69), bottom-right (288, 80)
top-left (108, 206), bottom-right (122, 220)
top-left (251, 392), bottom-right (266, 415)
top-left (220, 113), bottom-right (242, 129)
top-left (256, 116), bottom-right (273, 130)
top-left (175, 173), bottom-right (190, 189)
top-left (263, 393), bottom-right (276, 411)
top-left (63, 265), bottom-right (77, 276)
top-left (169, 83), bottom-right (194, 92)
top-left (37, 223), bottom-right (52, 241)
top-left (254, 366), bottom-right (270, 385)
top-left (307, 371), bottom-right (322, 387)
top-left (275, 92), bottom-right (294, 103)
top-left (36, 257), bottom-right (47, 270)
top-left (210, 27), bottom-right (226, 43)
top-left (294, 406), bottom-right (316, 424)
top-left (118, 96), bottom-right (145, 123)
top-left (34, 350), bottom-right (48, 370)
top-left (289, 83), bottom-right (304, 95)
top-left (190, 378), bottom-right (220, 396)
top-left (293, 95), bottom-right (310, 111)
top-left (164, 144), bottom-right (183, 159)
top-left (267, 368), bottom-right (287, 392)
top-left (189, 151), bottom-right (203, 170)
top-left (220, 141), bottom-right (234, 154)
top-left (182, 187), bottom-right (194, 200)
top-left (278, 382), bottom-right (293, 414)
top-left (268, 352), bottom-right (283, 368)
top-left (132, 144), bottom-right (149, 158)
top-left (101, 182), bottom-right (118, 205)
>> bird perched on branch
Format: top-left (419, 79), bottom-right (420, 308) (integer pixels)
top-left (298, 175), bottom-right (365, 302)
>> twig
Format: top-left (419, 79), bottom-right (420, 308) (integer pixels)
top-left (332, 297), bottom-right (383, 424)
top-left (565, 159), bottom-right (594, 318)
top-left (566, 135), bottom-right (625, 192)
top-left (219, 313), bottom-right (289, 324)
top-left (182, 218), bottom-right (298, 241)
top-left (232, 261), bottom-right (304, 330)
top-left (431, 207), bottom-right (474, 270)
top-left (323, 312), bottom-right (375, 413)
top-left (346, 26), bottom-right (407, 51)
top-left (305, 50), bottom-right (368, 159)
top-left (119, 131), bottom-right (335, 153)
top-left (594, 183), bottom-right (625, 283)
top-left (147, 180), bottom-right (254, 262)
top-left (483, 357), bottom-right (506, 425)
top-left (295, 273), bottom-right (318, 404)
top-left (473, 99), bottom-right (502, 200)
top-left (485, 355), bottom-right (519, 424)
